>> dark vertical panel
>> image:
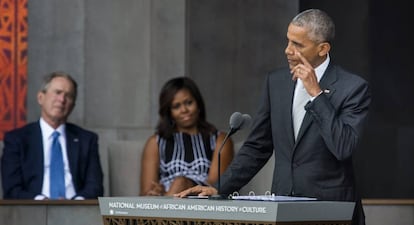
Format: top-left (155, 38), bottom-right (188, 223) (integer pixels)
top-left (364, 0), bottom-right (414, 198)
top-left (186, 0), bottom-right (240, 128)
top-left (186, 0), bottom-right (296, 134)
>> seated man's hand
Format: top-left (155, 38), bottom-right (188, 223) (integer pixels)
top-left (174, 185), bottom-right (217, 198)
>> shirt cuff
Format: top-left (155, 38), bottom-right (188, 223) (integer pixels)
top-left (310, 90), bottom-right (323, 101)
top-left (72, 195), bottom-right (85, 200)
top-left (34, 194), bottom-right (48, 200)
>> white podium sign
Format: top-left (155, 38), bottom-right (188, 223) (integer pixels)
top-left (99, 196), bottom-right (354, 223)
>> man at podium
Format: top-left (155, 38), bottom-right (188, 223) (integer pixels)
top-left (175, 9), bottom-right (371, 225)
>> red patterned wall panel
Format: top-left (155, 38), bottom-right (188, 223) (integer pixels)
top-left (0, 0), bottom-right (27, 140)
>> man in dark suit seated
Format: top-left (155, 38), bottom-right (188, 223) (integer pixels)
top-left (1, 71), bottom-right (103, 200)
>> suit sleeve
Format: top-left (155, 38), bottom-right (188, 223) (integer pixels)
top-left (305, 77), bottom-right (371, 161)
top-left (1, 132), bottom-right (38, 199)
top-left (217, 74), bottom-right (274, 194)
top-left (74, 133), bottom-right (104, 198)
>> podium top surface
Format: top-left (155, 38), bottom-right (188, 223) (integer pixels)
top-left (98, 196), bottom-right (355, 222)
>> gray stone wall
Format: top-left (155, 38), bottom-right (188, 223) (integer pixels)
top-left (27, 0), bottom-right (187, 196)
top-left (26, 0), bottom-right (296, 196)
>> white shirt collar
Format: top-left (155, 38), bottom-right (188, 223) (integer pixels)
top-left (39, 118), bottom-right (66, 138)
top-left (314, 54), bottom-right (330, 83)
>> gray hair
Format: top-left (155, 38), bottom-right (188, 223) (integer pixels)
top-left (40, 71), bottom-right (78, 100)
top-left (291, 9), bottom-right (335, 43)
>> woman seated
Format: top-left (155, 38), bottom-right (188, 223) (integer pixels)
top-left (140, 77), bottom-right (234, 196)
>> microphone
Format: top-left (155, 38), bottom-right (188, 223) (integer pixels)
top-left (228, 112), bottom-right (251, 136)
top-left (209, 112), bottom-right (251, 200)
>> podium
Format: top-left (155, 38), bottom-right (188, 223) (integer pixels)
top-left (98, 196), bottom-right (354, 225)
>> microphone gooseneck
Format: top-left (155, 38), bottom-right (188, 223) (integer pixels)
top-left (209, 112), bottom-right (251, 200)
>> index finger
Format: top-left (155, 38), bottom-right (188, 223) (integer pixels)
top-left (296, 51), bottom-right (312, 68)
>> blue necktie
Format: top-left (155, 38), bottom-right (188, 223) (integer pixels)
top-left (50, 131), bottom-right (65, 199)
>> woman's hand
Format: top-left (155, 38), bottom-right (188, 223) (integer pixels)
top-left (174, 185), bottom-right (217, 198)
top-left (144, 181), bottom-right (166, 196)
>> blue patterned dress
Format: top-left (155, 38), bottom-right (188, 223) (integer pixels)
top-left (157, 132), bottom-right (218, 191)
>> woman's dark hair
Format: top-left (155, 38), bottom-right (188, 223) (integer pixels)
top-left (156, 76), bottom-right (217, 139)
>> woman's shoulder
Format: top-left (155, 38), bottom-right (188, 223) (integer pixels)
top-left (145, 134), bottom-right (159, 146)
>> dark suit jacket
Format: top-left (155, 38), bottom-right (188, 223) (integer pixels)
top-left (218, 64), bottom-right (371, 225)
top-left (1, 121), bottom-right (104, 199)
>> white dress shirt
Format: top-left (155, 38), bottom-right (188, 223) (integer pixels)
top-left (35, 118), bottom-right (77, 200)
